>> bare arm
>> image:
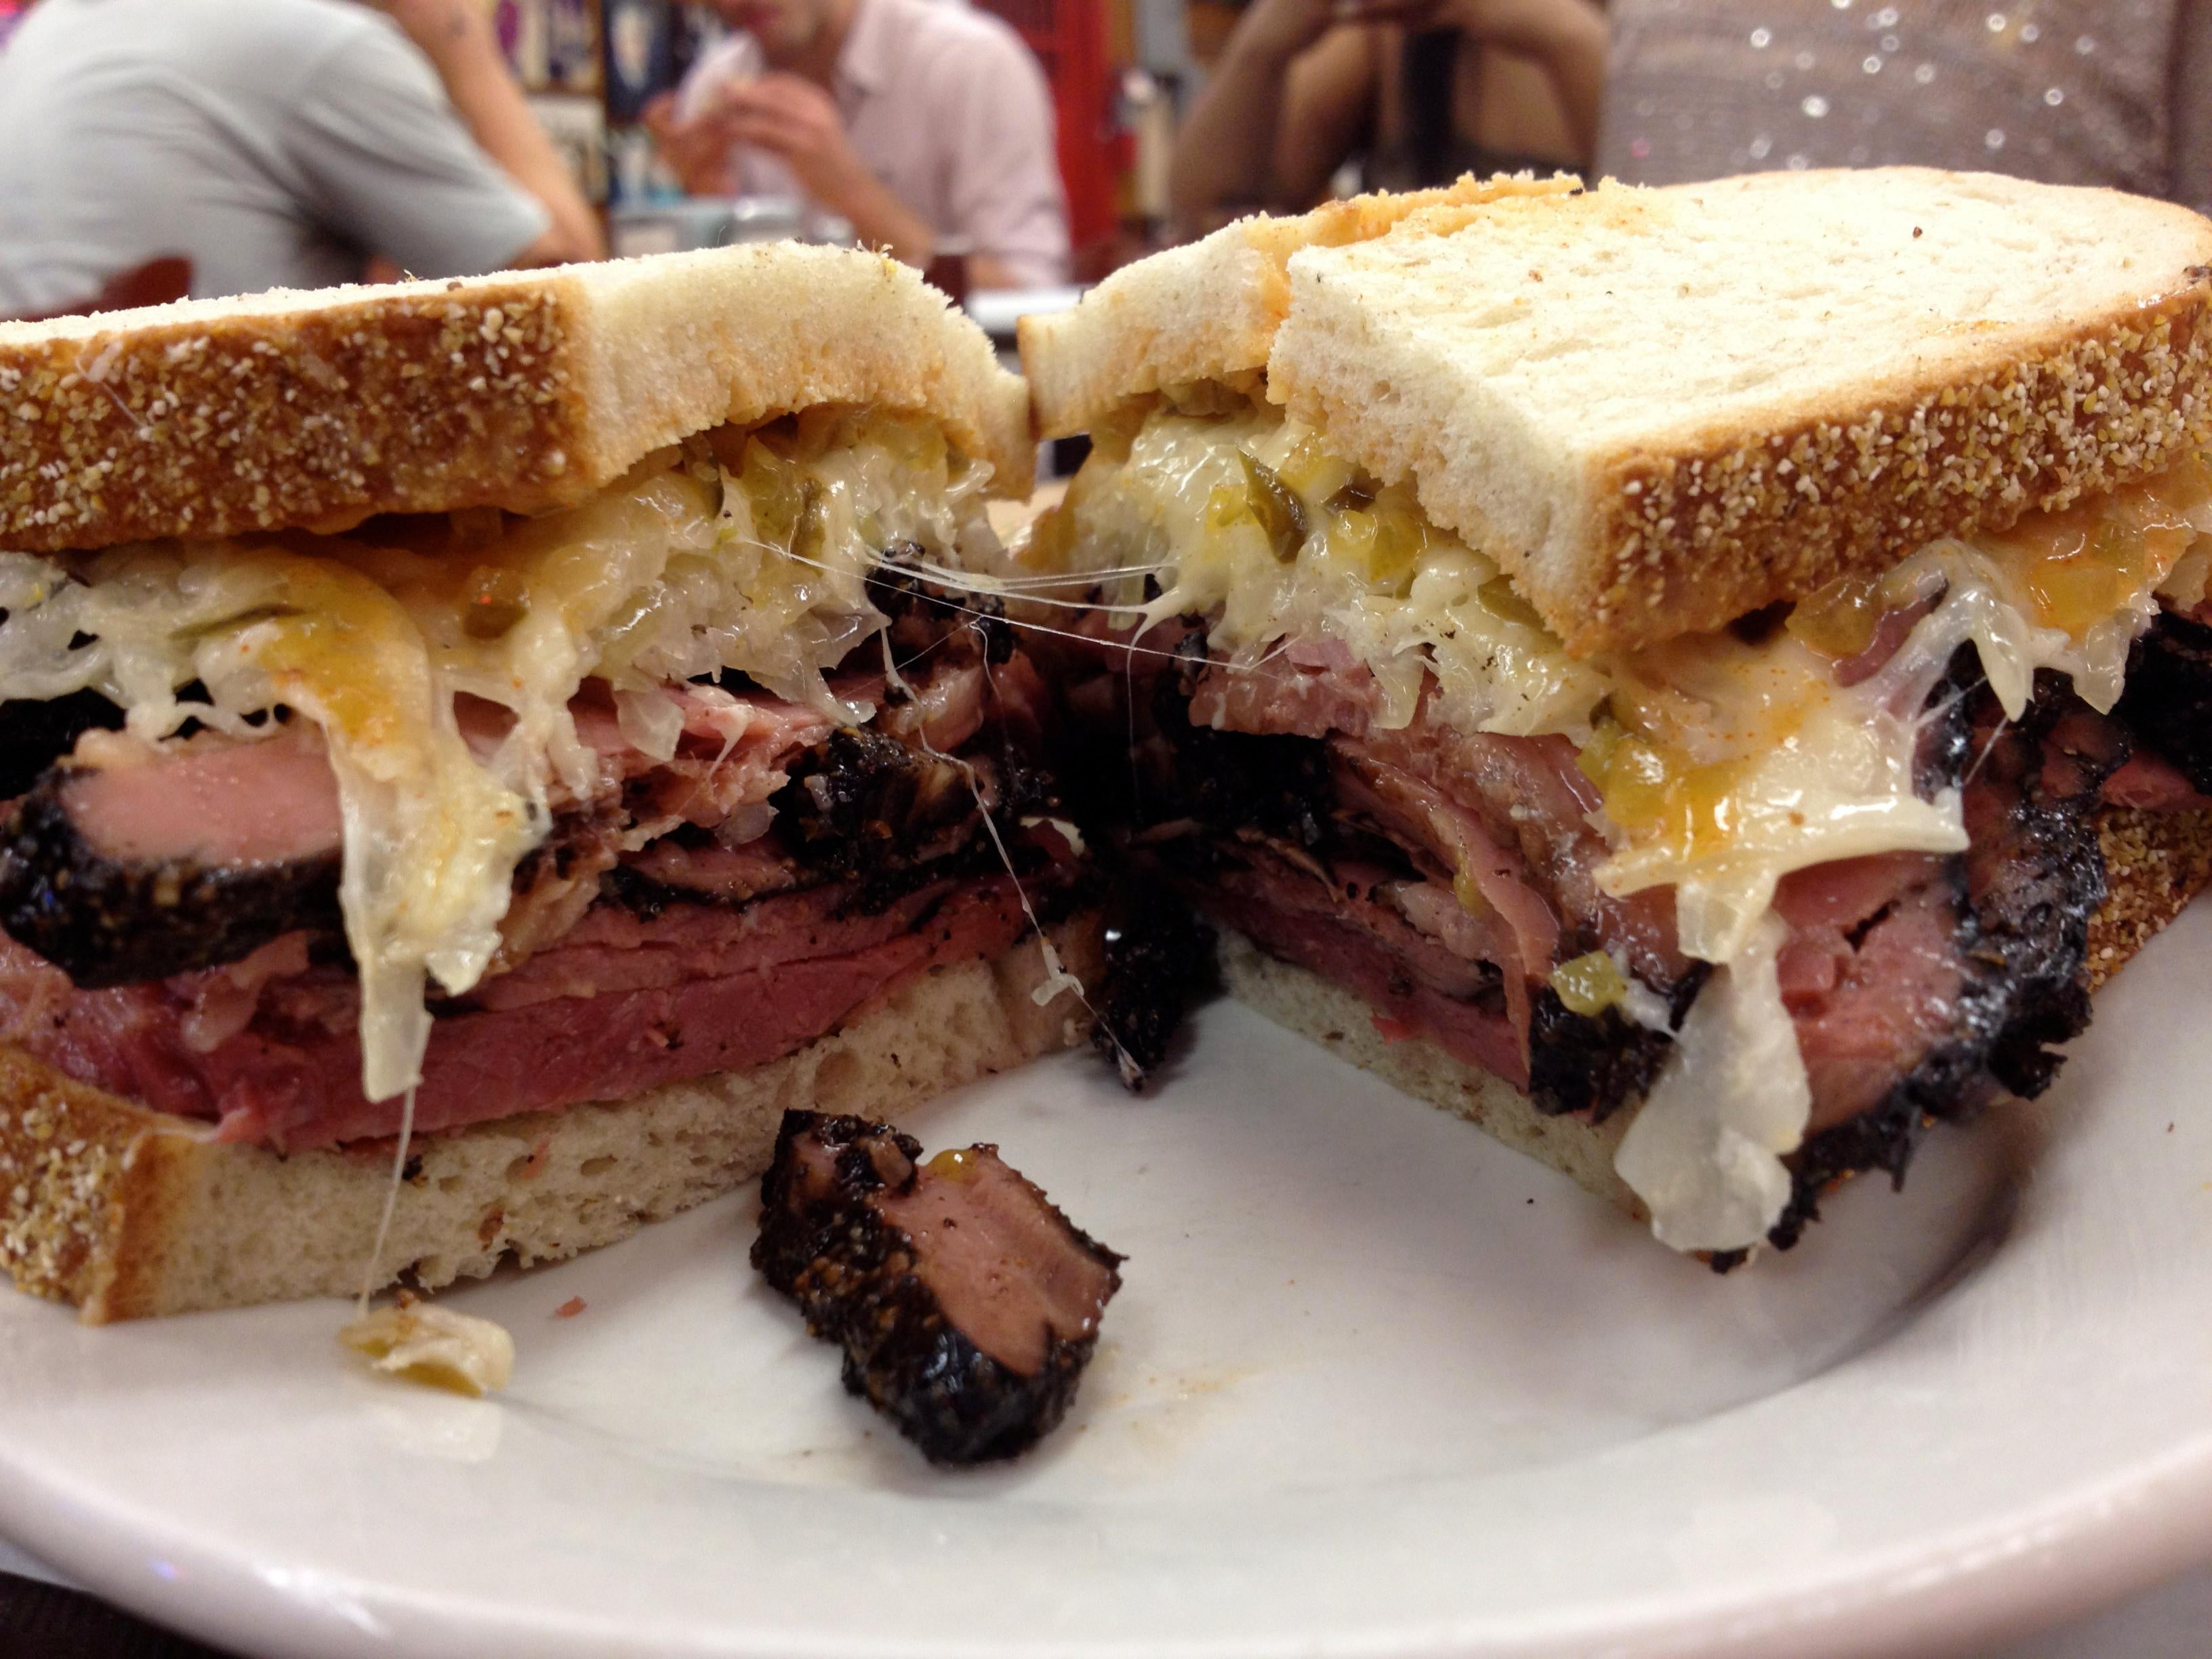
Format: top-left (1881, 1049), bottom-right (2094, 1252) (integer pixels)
top-left (1169, 0), bottom-right (1367, 232)
top-left (1370, 0), bottom-right (1606, 164)
top-left (372, 0), bottom-right (606, 264)
top-left (1467, 0), bottom-right (1607, 164)
top-left (1270, 30), bottom-right (1385, 209)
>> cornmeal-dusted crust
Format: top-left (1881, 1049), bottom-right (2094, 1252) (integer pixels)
top-left (2087, 806), bottom-right (2212, 988)
top-left (1019, 173), bottom-right (1580, 440)
top-left (1219, 806), bottom-right (2212, 1233)
top-left (0, 244), bottom-right (1032, 552)
top-left (0, 918), bottom-right (1101, 1323)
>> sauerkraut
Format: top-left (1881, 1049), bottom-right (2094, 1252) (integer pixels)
top-left (0, 408), bottom-right (1002, 1101)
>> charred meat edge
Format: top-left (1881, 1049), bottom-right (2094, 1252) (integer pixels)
top-left (754, 1109), bottom-right (1124, 1465)
top-left (1134, 640), bottom-right (2121, 1257)
top-left (0, 651), bottom-right (1052, 988)
top-left (2116, 609), bottom-right (2212, 795)
top-left (1089, 878), bottom-right (1218, 1088)
top-left (1137, 664), bottom-right (1683, 1120)
top-left (1724, 663), bottom-right (2121, 1263)
top-left (0, 763), bottom-right (342, 987)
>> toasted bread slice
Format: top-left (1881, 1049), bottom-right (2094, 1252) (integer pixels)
top-left (0, 918), bottom-right (1101, 1324)
top-left (1020, 173), bottom-right (1580, 440)
top-left (1218, 806), bottom-right (2212, 1237)
top-left (0, 245), bottom-right (1032, 554)
top-left (1270, 169), bottom-right (2212, 653)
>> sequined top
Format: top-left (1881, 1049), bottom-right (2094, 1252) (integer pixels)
top-left (1598, 0), bottom-right (2212, 213)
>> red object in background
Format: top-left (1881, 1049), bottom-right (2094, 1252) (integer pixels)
top-left (975, 0), bottom-right (1123, 253)
top-left (3, 257), bottom-right (193, 324)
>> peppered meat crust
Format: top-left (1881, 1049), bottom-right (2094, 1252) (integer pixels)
top-left (1136, 670), bottom-right (1678, 1121)
top-left (772, 729), bottom-right (987, 892)
top-left (1150, 668), bottom-right (1336, 853)
top-left (1124, 640), bottom-right (2130, 1257)
top-left (754, 1109), bottom-right (1124, 1465)
top-left (865, 541), bottom-right (1015, 666)
top-left (1744, 664), bottom-right (2121, 1260)
top-left (0, 690), bottom-right (123, 800)
top-left (0, 771), bottom-right (342, 987)
top-left (2116, 609), bottom-right (2212, 793)
top-left (1090, 880), bottom-right (1218, 1088)
top-left (1525, 987), bottom-right (1675, 1121)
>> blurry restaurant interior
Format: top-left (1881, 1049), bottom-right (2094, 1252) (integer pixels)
top-left (0, 0), bottom-right (2205, 345)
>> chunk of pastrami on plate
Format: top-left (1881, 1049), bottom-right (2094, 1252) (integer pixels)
top-left (752, 1109), bottom-right (1124, 1466)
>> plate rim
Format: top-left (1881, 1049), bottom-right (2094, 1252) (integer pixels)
top-left (4, 1420), bottom-right (2211, 1659)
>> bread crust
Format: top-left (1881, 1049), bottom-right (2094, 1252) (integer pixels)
top-left (0, 916), bottom-right (1102, 1323)
top-left (0, 245), bottom-right (1032, 553)
top-left (1576, 295), bottom-right (2212, 655)
top-left (1019, 173), bottom-right (1580, 440)
top-left (1269, 171), bottom-right (2212, 654)
top-left (1218, 806), bottom-right (2212, 1235)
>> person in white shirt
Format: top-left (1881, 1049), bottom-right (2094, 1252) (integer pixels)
top-left (646, 0), bottom-right (1069, 287)
top-left (0, 0), bottom-right (603, 314)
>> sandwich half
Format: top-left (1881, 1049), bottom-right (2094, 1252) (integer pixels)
top-left (0, 247), bottom-right (1102, 1322)
top-left (1022, 169), bottom-right (2212, 1261)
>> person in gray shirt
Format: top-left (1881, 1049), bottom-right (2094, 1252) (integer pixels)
top-left (0, 0), bottom-right (606, 315)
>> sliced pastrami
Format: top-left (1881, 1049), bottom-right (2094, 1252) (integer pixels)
top-left (1187, 844), bottom-right (1528, 1085)
top-left (2102, 750), bottom-right (2212, 812)
top-left (0, 689), bottom-right (123, 800)
top-left (1187, 635), bottom-right (1381, 740)
top-left (1124, 626), bottom-right (2148, 1254)
top-left (1131, 662), bottom-right (1689, 1116)
top-left (0, 655), bottom-right (991, 989)
top-left (753, 1110), bottom-right (1123, 1465)
top-left (0, 724), bottom-right (345, 986)
top-left (0, 872), bottom-right (1053, 1149)
top-left (1747, 667), bottom-right (2119, 1257)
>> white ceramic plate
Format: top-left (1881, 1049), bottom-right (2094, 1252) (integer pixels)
top-left (3, 908), bottom-right (2210, 1659)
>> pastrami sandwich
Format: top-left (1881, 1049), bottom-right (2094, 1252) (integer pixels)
top-left (1022, 169), bottom-right (2212, 1261)
top-left (0, 246), bottom-right (1103, 1322)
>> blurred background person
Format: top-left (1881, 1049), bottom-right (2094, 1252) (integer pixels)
top-left (1168, 0), bottom-right (1606, 232)
top-left (0, 0), bottom-right (604, 317)
top-left (1599, 0), bottom-right (2212, 213)
top-left (643, 0), bottom-right (1070, 286)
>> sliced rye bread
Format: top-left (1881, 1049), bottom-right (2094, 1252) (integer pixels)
top-left (1216, 806), bottom-right (2212, 1235)
top-left (0, 917), bottom-right (1103, 1324)
top-left (1269, 169), bottom-right (2212, 653)
top-left (0, 243), bottom-right (1032, 554)
top-left (1019, 172), bottom-right (1580, 441)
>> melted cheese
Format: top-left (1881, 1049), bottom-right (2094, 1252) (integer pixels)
top-left (1035, 396), bottom-right (2212, 968)
top-left (0, 409), bottom-right (998, 1102)
top-left (340, 1301), bottom-right (516, 1396)
top-left (1036, 401), bottom-right (1609, 737)
top-left (1612, 915), bottom-right (1807, 1252)
top-left (1038, 392), bottom-right (2212, 1252)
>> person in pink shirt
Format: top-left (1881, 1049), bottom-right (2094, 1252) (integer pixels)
top-left (645, 0), bottom-right (1069, 287)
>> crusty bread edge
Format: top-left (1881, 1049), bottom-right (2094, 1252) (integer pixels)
top-left (1019, 173), bottom-right (1582, 441)
top-left (1269, 177), bottom-right (2212, 654)
top-left (0, 245), bottom-right (1031, 554)
top-left (0, 915), bottom-right (1103, 1324)
top-left (1218, 804), bottom-right (2212, 1233)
